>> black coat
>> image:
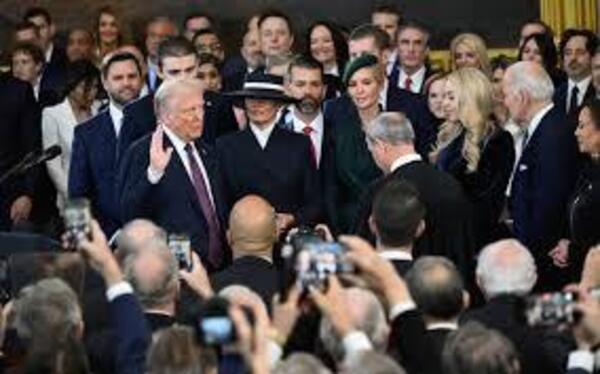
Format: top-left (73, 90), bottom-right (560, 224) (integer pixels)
top-left (0, 74), bottom-right (41, 229)
top-left (39, 46), bottom-right (68, 107)
top-left (355, 159), bottom-right (476, 276)
top-left (553, 81), bottom-right (596, 122)
top-left (463, 294), bottom-right (573, 374)
top-left (211, 256), bottom-right (279, 309)
top-left (117, 91), bottom-right (238, 164)
top-left (118, 134), bottom-right (228, 266)
top-left (436, 128), bottom-right (515, 247)
top-left (216, 126), bottom-right (321, 225)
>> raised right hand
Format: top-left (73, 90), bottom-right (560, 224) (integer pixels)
top-left (149, 127), bottom-right (173, 174)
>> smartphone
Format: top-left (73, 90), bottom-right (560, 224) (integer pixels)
top-left (168, 233), bottom-right (192, 271)
top-left (63, 198), bottom-right (92, 249)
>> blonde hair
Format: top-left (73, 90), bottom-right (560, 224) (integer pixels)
top-left (450, 33), bottom-right (491, 77)
top-left (430, 67), bottom-right (493, 172)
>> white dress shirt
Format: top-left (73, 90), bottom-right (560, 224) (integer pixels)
top-left (324, 64), bottom-right (340, 77)
top-left (45, 43), bottom-right (54, 63)
top-left (291, 108), bottom-right (324, 166)
top-left (250, 120), bottom-right (277, 149)
top-left (398, 65), bottom-right (426, 94)
top-left (390, 153), bottom-right (423, 173)
top-left (379, 79), bottom-right (389, 111)
top-left (108, 102), bottom-right (124, 137)
top-left (379, 250), bottom-right (413, 262)
top-left (567, 76), bottom-right (592, 111)
top-left (147, 126), bottom-right (216, 209)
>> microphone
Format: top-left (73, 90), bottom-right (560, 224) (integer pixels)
top-left (28, 145), bottom-right (62, 166)
top-left (0, 145), bottom-right (62, 186)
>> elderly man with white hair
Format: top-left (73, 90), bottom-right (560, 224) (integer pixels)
top-left (464, 239), bottom-right (569, 374)
top-left (118, 78), bottom-right (228, 271)
top-left (503, 61), bottom-right (579, 291)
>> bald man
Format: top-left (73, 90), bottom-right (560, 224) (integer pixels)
top-left (210, 195), bottom-right (279, 307)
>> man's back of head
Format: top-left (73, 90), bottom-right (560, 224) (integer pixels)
top-left (345, 351), bottom-right (407, 374)
top-left (273, 353), bottom-right (332, 374)
top-left (443, 321), bottom-right (521, 374)
top-left (227, 195), bottom-right (277, 259)
top-left (405, 256), bottom-right (465, 321)
top-left (365, 112), bottom-right (417, 173)
top-left (476, 239), bottom-right (537, 299)
top-left (116, 219), bottom-right (167, 263)
top-left (371, 179), bottom-right (425, 251)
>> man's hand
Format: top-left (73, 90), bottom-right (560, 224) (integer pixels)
top-left (10, 196), bottom-right (32, 224)
top-left (549, 239), bottom-right (570, 268)
top-left (149, 127), bottom-right (173, 175)
top-left (271, 284), bottom-right (302, 344)
top-left (179, 252), bottom-right (213, 299)
top-left (77, 220), bottom-right (123, 287)
top-left (581, 246), bottom-right (600, 290)
top-left (573, 288), bottom-right (600, 350)
top-left (340, 235), bottom-right (412, 307)
top-left (230, 300), bottom-right (270, 374)
top-left (310, 275), bottom-right (354, 337)
top-left (276, 213), bottom-right (295, 234)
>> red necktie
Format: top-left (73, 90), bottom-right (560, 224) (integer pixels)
top-left (302, 126), bottom-right (317, 168)
top-left (404, 77), bottom-right (413, 91)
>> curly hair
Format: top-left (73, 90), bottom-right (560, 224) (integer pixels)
top-left (430, 67), bottom-right (493, 172)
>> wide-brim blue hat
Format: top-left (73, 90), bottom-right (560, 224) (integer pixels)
top-left (225, 71), bottom-right (298, 103)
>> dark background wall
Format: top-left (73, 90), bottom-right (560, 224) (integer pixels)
top-left (0, 0), bottom-right (539, 55)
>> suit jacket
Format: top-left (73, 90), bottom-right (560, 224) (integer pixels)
top-left (69, 110), bottom-right (121, 237)
top-left (510, 106), bottom-right (579, 270)
top-left (216, 126), bottom-right (321, 225)
top-left (211, 255), bottom-right (279, 308)
top-left (222, 54), bottom-right (248, 92)
top-left (388, 61), bottom-right (436, 95)
top-left (463, 294), bottom-right (572, 374)
top-left (436, 128), bottom-right (515, 247)
top-left (388, 309), bottom-right (453, 374)
top-left (355, 160), bottom-right (475, 275)
top-left (39, 46), bottom-right (67, 105)
top-left (117, 91), bottom-right (238, 164)
top-left (553, 81), bottom-right (596, 122)
top-left (118, 134), bottom-right (228, 264)
top-left (390, 259), bottom-right (413, 277)
top-left (0, 74), bottom-right (40, 229)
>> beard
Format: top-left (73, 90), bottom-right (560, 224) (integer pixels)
top-left (296, 97), bottom-right (320, 115)
top-left (110, 88), bottom-right (139, 107)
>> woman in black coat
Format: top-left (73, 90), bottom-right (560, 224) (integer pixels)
top-left (430, 67), bottom-right (515, 249)
top-left (549, 99), bottom-right (600, 276)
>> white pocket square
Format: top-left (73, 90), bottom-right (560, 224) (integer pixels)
top-left (518, 164), bottom-right (528, 172)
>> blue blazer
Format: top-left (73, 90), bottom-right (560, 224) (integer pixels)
top-left (118, 134), bottom-right (228, 264)
top-left (69, 110), bottom-right (120, 237)
top-left (510, 105), bottom-right (579, 255)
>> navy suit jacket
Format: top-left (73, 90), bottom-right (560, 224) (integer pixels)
top-left (510, 105), bottom-right (579, 256)
top-left (39, 46), bottom-right (67, 106)
top-left (69, 110), bottom-right (120, 237)
top-left (117, 91), bottom-right (238, 164)
top-left (216, 126), bottom-right (321, 225)
top-left (118, 134), bottom-right (228, 262)
top-left (553, 81), bottom-right (596, 121)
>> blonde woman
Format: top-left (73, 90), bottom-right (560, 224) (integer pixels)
top-left (430, 67), bottom-right (514, 246)
top-left (450, 33), bottom-right (491, 76)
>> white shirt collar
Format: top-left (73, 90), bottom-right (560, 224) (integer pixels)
top-left (526, 103), bottom-right (554, 142)
top-left (390, 153), bottom-right (422, 172)
top-left (250, 120), bottom-right (277, 149)
top-left (162, 125), bottom-right (187, 154)
top-left (426, 321), bottom-right (459, 331)
top-left (399, 65), bottom-right (426, 93)
top-left (567, 76), bottom-right (592, 109)
top-left (379, 250), bottom-right (413, 261)
top-left (108, 102), bottom-right (124, 137)
top-left (45, 43), bottom-right (54, 63)
top-left (379, 79), bottom-right (389, 111)
top-left (386, 53), bottom-right (398, 75)
top-left (324, 64), bottom-right (340, 77)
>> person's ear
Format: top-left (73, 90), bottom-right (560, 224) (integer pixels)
top-left (462, 290), bottom-right (471, 311)
top-left (415, 219), bottom-right (426, 239)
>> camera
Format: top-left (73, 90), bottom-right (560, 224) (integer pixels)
top-left (526, 289), bottom-right (600, 327)
top-left (280, 226), bottom-right (354, 295)
top-left (63, 198), bottom-right (92, 249)
top-left (167, 233), bottom-right (192, 271)
top-left (197, 297), bottom-right (234, 346)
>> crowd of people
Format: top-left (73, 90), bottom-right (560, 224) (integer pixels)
top-left (0, 3), bottom-right (599, 373)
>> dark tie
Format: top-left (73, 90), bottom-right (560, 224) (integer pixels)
top-left (302, 126), bottom-right (317, 167)
top-left (521, 129), bottom-right (529, 151)
top-left (569, 85), bottom-right (580, 117)
top-left (184, 144), bottom-right (223, 268)
top-left (404, 77), bottom-right (413, 91)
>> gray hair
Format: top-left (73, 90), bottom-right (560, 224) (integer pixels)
top-left (319, 287), bottom-right (389, 362)
top-left (116, 219), bottom-right (167, 261)
top-left (273, 353), bottom-right (332, 374)
top-left (345, 351), bottom-right (407, 374)
top-left (218, 285), bottom-right (268, 315)
top-left (476, 239), bottom-right (537, 298)
top-left (154, 78), bottom-right (203, 120)
top-left (124, 240), bottom-right (179, 310)
top-left (366, 112), bottom-right (415, 146)
top-left (13, 277), bottom-right (82, 342)
top-left (504, 61), bottom-right (554, 103)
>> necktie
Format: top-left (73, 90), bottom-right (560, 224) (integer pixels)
top-left (569, 85), bottom-right (580, 117)
top-left (302, 126), bottom-right (317, 168)
top-left (184, 144), bottom-right (223, 268)
top-left (404, 77), bottom-right (413, 91)
top-left (520, 129), bottom-right (529, 151)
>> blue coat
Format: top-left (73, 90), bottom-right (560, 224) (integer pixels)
top-left (69, 110), bottom-right (120, 237)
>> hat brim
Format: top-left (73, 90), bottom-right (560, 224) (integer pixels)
top-left (224, 89), bottom-right (298, 103)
